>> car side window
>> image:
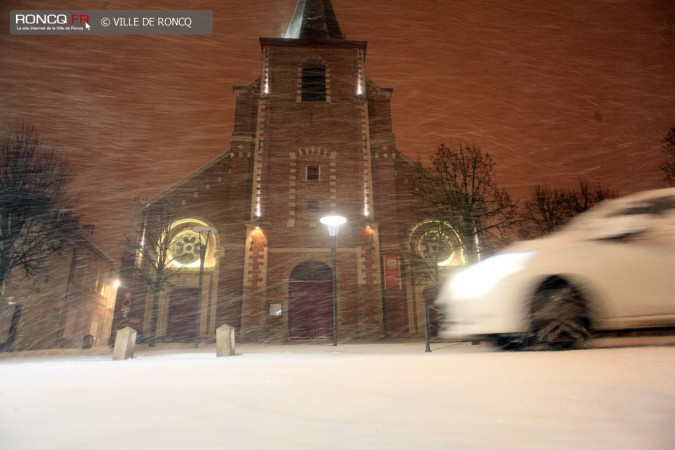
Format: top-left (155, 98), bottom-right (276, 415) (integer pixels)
top-left (605, 196), bottom-right (675, 243)
top-left (610, 196), bottom-right (675, 217)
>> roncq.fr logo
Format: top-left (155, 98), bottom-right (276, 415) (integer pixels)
top-left (15, 13), bottom-right (90, 27)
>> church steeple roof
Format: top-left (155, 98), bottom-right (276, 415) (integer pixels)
top-left (284, 0), bottom-right (344, 40)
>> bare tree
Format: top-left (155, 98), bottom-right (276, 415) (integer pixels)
top-left (568, 180), bottom-right (616, 215)
top-left (520, 180), bottom-right (616, 238)
top-left (128, 206), bottom-right (184, 346)
top-left (411, 143), bottom-right (518, 263)
top-left (0, 125), bottom-right (78, 299)
top-left (661, 127), bottom-right (674, 186)
top-left (519, 185), bottom-right (571, 237)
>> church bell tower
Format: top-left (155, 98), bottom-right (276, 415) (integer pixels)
top-left (235, 0), bottom-right (394, 341)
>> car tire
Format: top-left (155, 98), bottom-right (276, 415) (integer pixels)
top-left (494, 336), bottom-right (526, 351)
top-left (530, 283), bottom-right (591, 350)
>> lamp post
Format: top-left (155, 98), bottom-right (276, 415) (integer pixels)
top-left (192, 226), bottom-right (216, 348)
top-left (320, 215), bottom-right (346, 346)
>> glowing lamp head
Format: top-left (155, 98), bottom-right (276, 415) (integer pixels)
top-left (320, 215), bottom-right (347, 237)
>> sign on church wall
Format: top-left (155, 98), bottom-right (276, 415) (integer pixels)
top-left (383, 255), bottom-right (401, 290)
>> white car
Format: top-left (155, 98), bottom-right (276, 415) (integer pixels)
top-left (436, 187), bottom-right (675, 350)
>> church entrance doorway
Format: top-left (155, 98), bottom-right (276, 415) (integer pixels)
top-left (288, 260), bottom-right (333, 340)
top-left (166, 288), bottom-right (199, 342)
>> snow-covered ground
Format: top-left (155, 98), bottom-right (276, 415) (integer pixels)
top-left (1, 338), bottom-right (674, 450)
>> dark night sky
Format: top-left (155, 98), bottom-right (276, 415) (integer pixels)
top-left (1, 0), bottom-right (674, 259)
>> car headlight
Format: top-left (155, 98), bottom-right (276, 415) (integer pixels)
top-left (450, 252), bottom-right (535, 299)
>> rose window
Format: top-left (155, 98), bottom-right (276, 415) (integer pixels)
top-left (409, 220), bottom-right (466, 266)
top-left (170, 230), bottom-right (202, 265)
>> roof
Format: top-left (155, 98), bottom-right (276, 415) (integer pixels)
top-left (143, 152), bottom-right (232, 208)
top-left (284, 0), bottom-right (344, 40)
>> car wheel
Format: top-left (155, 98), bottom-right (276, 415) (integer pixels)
top-left (494, 336), bottom-right (526, 351)
top-left (530, 284), bottom-right (591, 350)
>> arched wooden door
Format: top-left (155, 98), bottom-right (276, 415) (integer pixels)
top-left (166, 288), bottom-right (199, 342)
top-left (288, 260), bottom-right (333, 339)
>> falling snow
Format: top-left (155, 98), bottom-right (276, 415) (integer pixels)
top-left (0, 1), bottom-right (674, 446)
top-left (1, 0), bottom-right (673, 257)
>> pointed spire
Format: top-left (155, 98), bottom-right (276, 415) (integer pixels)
top-left (284, 0), bottom-right (344, 40)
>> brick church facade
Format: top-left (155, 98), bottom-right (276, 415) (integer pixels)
top-left (113, 0), bottom-right (454, 343)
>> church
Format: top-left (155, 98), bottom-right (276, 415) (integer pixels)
top-left (113, 0), bottom-right (462, 343)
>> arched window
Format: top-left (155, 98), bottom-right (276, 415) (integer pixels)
top-left (409, 219), bottom-right (467, 268)
top-left (167, 219), bottom-right (217, 269)
top-left (301, 63), bottom-right (326, 102)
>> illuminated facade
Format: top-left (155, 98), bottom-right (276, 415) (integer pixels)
top-left (114, 0), bottom-right (456, 343)
top-left (0, 227), bottom-right (118, 351)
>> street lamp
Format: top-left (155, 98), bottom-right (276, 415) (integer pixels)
top-left (192, 226), bottom-right (216, 348)
top-left (320, 215), bottom-right (347, 346)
